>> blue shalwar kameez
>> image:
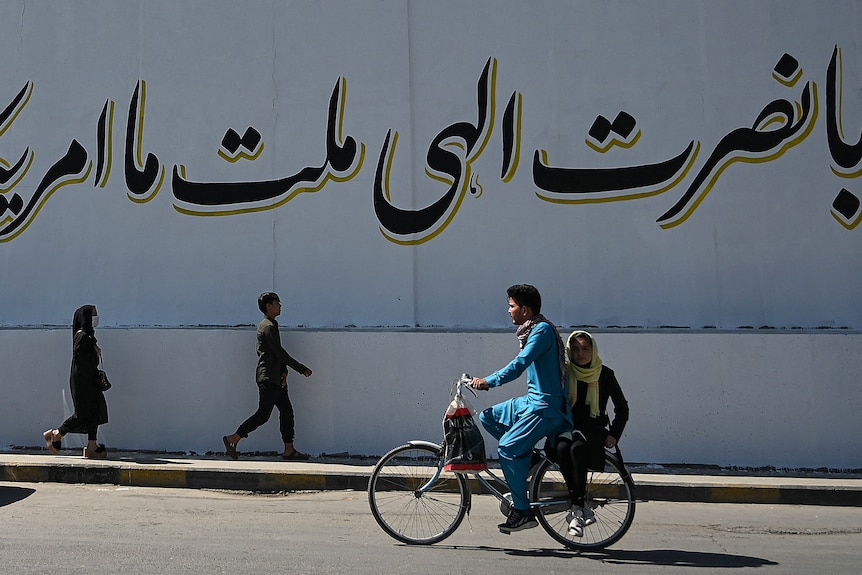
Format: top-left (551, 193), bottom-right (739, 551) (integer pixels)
top-left (479, 321), bottom-right (571, 512)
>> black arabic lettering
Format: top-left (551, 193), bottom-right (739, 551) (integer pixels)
top-left (1, 82), bottom-right (36, 213)
top-left (824, 45), bottom-right (862, 229)
top-left (218, 127), bottom-right (263, 163)
top-left (657, 79), bottom-right (818, 228)
top-left (1, 148), bottom-right (33, 189)
top-left (533, 140), bottom-right (698, 201)
top-left (1, 82), bottom-right (37, 236)
top-left (125, 80), bottom-right (164, 203)
top-left (531, 103), bottom-right (698, 204)
top-left (374, 58), bottom-right (496, 244)
top-left (501, 91), bottom-right (521, 182)
top-left (831, 188), bottom-right (862, 229)
top-left (0, 148), bottom-right (35, 231)
top-left (171, 76), bottom-right (362, 215)
top-left (0, 140), bottom-right (91, 242)
top-left (95, 99), bottom-right (114, 188)
top-left (586, 111), bottom-right (640, 152)
top-left (0, 82), bottom-right (33, 136)
top-left (0, 189), bottom-right (24, 224)
top-left (826, 45), bottom-right (862, 175)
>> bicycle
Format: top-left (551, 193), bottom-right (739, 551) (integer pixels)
top-left (367, 374), bottom-right (636, 550)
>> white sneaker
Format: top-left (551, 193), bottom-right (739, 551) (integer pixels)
top-left (567, 506), bottom-right (595, 537)
top-left (565, 505), bottom-right (577, 524)
top-left (582, 505), bottom-right (596, 526)
top-left (568, 508), bottom-right (585, 537)
top-left (566, 505), bottom-right (596, 524)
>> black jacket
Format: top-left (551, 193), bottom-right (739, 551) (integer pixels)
top-left (570, 365), bottom-right (629, 442)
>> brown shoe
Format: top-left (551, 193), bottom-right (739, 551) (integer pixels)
top-left (281, 449), bottom-right (310, 461)
top-left (43, 430), bottom-right (61, 454)
top-left (84, 444), bottom-right (108, 459)
top-left (223, 436), bottom-right (239, 460)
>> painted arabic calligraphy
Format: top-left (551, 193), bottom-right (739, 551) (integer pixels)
top-left (172, 77), bottom-right (364, 217)
top-left (1, 46), bottom-right (861, 244)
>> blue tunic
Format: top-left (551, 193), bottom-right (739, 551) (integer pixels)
top-left (484, 322), bottom-right (569, 420)
top-left (480, 321), bottom-right (571, 512)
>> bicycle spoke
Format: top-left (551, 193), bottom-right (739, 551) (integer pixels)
top-left (368, 444), bottom-right (469, 545)
top-left (531, 453), bottom-right (635, 550)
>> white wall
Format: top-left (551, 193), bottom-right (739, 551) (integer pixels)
top-left (1, 2), bottom-right (861, 469)
top-left (0, 1), bottom-right (860, 331)
top-left (4, 328), bottom-right (859, 469)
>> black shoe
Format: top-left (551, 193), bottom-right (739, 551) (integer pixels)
top-left (498, 509), bottom-right (538, 534)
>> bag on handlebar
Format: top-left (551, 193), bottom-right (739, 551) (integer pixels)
top-left (442, 394), bottom-right (487, 472)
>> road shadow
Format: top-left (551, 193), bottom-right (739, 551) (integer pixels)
top-left (433, 545), bottom-right (777, 568)
top-left (514, 547), bottom-right (779, 568)
top-left (0, 485), bottom-right (36, 507)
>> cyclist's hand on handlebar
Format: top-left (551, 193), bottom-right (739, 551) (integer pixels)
top-left (470, 377), bottom-right (489, 390)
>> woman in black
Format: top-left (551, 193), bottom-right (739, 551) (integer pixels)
top-left (555, 330), bottom-right (628, 537)
top-left (43, 305), bottom-right (108, 459)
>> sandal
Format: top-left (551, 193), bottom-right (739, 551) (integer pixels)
top-left (223, 436), bottom-right (238, 460)
top-left (42, 430), bottom-right (61, 454)
top-left (281, 449), bottom-right (310, 461)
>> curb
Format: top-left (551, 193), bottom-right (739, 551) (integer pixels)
top-left (632, 482), bottom-right (862, 507)
top-left (2, 456), bottom-right (861, 507)
top-left (0, 461), bottom-right (370, 493)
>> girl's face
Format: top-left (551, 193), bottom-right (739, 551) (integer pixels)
top-left (571, 336), bottom-right (592, 367)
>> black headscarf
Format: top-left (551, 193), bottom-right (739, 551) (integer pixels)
top-left (72, 305), bottom-right (97, 341)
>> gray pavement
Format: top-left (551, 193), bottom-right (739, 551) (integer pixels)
top-left (2, 447), bottom-right (861, 506)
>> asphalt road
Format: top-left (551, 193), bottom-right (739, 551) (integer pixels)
top-left (2, 482), bottom-right (860, 574)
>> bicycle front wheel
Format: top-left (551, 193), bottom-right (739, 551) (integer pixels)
top-left (530, 451), bottom-right (636, 550)
top-left (367, 443), bottom-right (470, 545)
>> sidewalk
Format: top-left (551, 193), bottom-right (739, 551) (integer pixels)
top-left (2, 448), bottom-right (861, 507)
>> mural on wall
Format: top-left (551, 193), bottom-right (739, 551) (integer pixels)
top-left (172, 76), bottom-right (364, 217)
top-left (535, 53), bottom-right (817, 231)
top-left (2, 46), bottom-right (862, 245)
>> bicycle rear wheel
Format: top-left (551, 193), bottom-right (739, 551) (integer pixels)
top-left (530, 451), bottom-right (635, 550)
top-left (367, 442), bottom-right (470, 545)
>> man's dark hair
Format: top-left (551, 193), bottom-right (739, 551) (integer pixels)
top-left (507, 284), bottom-right (541, 314)
top-left (258, 292), bottom-right (280, 314)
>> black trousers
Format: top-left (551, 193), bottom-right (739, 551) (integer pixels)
top-left (59, 380), bottom-right (106, 440)
top-left (236, 380), bottom-right (295, 443)
top-left (555, 433), bottom-right (589, 506)
top-left (58, 418), bottom-right (98, 440)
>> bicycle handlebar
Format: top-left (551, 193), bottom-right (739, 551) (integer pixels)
top-left (454, 373), bottom-right (480, 397)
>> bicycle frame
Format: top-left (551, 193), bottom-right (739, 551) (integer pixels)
top-left (408, 439), bottom-right (571, 514)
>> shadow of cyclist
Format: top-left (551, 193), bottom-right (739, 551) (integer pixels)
top-left (509, 547), bottom-right (778, 567)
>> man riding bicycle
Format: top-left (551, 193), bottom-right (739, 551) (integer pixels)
top-left (471, 284), bottom-right (571, 533)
